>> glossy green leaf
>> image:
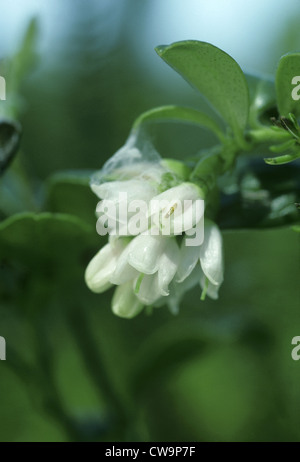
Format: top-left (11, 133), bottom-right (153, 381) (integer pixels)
top-left (276, 53), bottom-right (300, 117)
top-left (132, 105), bottom-right (225, 142)
top-left (156, 41), bottom-right (249, 141)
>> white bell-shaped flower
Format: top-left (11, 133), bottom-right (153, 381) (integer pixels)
top-left (85, 239), bottom-right (127, 293)
top-left (149, 182), bottom-right (204, 235)
top-left (112, 281), bottom-right (144, 319)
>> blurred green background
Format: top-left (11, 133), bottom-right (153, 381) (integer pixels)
top-left (0, 0), bottom-right (299, 442)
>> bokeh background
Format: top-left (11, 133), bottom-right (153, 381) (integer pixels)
top-left (0, 0), bottom-right (299, 442)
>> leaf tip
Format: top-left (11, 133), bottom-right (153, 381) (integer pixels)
top-left (264, 157), bottom-right (276, 165)
top-left (155, 44), bottom-right (167, 56)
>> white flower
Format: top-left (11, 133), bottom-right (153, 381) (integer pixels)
top-left (85, 138), bottom-right (224, 318)
top-left (176, 219), bottom-right (224, 300)
top-left (86, 218), bottom-right (223, 318)
top-left (110, 231), bottom-right (180, 310)
top-left (149, 182), bottom-right (205, 235)
top-left (93, 164), bottom-right (168, 236)
top-left (112, 281), bottom-right (143, 319)
top-left (132, 235), bottom-right (180, 305)
top-left (85, 239), bottom-right (128, 293)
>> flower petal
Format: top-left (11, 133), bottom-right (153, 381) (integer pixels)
top-left (85, 241), bottom-right (125, 293)
top-left (199, 273), bottom-right (220, 300)
top-left (128, 232), bottom-right (166, 275)
top-left (169, 199), bottom-right (204, 234)
top-left (135, 273), bottom-right (163, 305)
top-left (112, 282), bottom-right (144, 318)
top-left (149, 183), bottom-right (204, 235)
top-left (157, 239), bottom-right (180, 295)
top-left (168, 266), bottom-right (201, 314)
top-left (92, 179), bottom-right (157, 203)
top-left (200, 220), bottom-right (224, 286)
top-left (110, 242), bottom-right (139, 285)
top-left (176, 237), bottom-right (199, 283)
top-left (152, 182), bottom-right (203, 204)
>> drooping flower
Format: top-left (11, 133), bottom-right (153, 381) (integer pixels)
top-left (85, 135), bottom-right (224, 318)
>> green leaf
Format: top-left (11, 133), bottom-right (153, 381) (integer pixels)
top-left (0, 213), bottom-right (100, 277)
top-left (264, 151), bottom-right (300, 165)
top-left (45, 170), bottom-right (97, 227)
top-left (156, 41), bottom-right (249, 142)
top-left (132, 105), bottom-right (225, 142)
top-left (269, 139), bottom-right (295, 153)
top-left (13, 17), bottom-right (39, 90)
top-left (276, 53), bottom-right (300, 117)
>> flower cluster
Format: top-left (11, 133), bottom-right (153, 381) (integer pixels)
top-left (85, 139), bottom-right (224, 318)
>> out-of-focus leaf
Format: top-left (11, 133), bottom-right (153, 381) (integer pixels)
top-left (0, 212), bottom-right (101, 278)
top-left (45, 171), bottom-right (96, 227)
top-left (156, 41), bottom-right (249, 141)
top-left (129, 315), bottom-right (265, 398)
top-left (0, 169), bottom-right (37, 217)
top-left (0, 19), bottom-right (39, 119)
top-left (264, 151), bottom-right (300, 165)
top-left (12, 18), bottom-right (39, 90)
top-left (276, 53), bottom-right (300, 117)
top-left (218, 159), bottom-right (300, 229)
top-left (0, 120), bottom-right (22, 175)
top-left (246, 74), bottom-right (277, 125)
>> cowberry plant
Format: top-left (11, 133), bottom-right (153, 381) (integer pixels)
top-left (85, 40), bottom-right (300, 317)
top-left (0, 22), bottom-right (299, 441)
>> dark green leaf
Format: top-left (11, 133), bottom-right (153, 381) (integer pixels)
top-left (156, 41), bottom-right (249, 141)
top-left (0, 213), bottom-right (101, 277)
